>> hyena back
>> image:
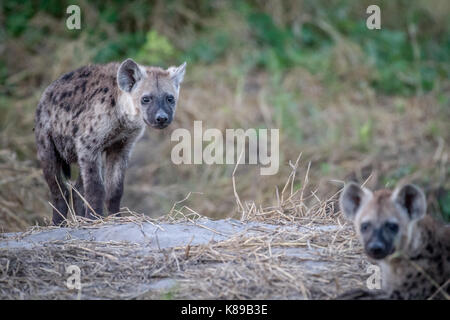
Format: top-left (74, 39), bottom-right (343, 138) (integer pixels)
top-left (340, 183), bottom-right (450, 299)
top-left (35, 59), bottom-right (186, 225)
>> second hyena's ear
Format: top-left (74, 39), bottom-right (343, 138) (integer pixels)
top-left (167, 62), bottom-right (186, 89)
top-left (340, 182), bottom-right (372, 221)
top-left (117, 58), bottom-right (143, 92)
top-left (392, 184), bottom-right (426, 221)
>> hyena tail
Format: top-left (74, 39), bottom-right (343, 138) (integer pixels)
top-left (61, 161), bottom-right (71, 179)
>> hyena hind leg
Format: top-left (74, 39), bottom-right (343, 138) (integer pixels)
top-left (37, 138), bottom-right (70, 225)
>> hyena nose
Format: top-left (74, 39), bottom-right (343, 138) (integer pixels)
top-left (155, 112), bottom-right (168, 124)
top-left (367, 242), bottom-right (386, 259)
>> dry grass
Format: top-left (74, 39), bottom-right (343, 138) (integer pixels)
top-left (0, 150), bottom-right (50, 232)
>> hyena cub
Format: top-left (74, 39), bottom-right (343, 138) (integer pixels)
top-left (340, 183), bottom-right (449, 299)
top-left (35, 59), bottom-right (186, 225)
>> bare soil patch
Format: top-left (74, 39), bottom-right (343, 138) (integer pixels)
top-left (0, 199), bottom-right (370, 299)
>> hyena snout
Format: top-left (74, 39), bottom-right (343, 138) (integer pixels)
top-left (365, 226), bottom-right (397, 259)
top-left (154, 109), bottom-right (170, 127)
top-left (365, 237), bottom-right (391, 260)
top-left (145, 105), bottom-right (173, 129)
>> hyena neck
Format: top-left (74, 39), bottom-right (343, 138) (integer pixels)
top-left (380, 217), bottom-right (437, 290)
top-left (379, 255), bottom-right (415, 294)
top-left (116, 90), bottom-right (145, 130)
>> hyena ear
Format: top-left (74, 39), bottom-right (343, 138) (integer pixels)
top-left (167, 62), bottom-right (186, 89)
top-left (340, 182), bottom-right (372, 221)
top-left (117, 58), bottom-right (143, 92)
top-left (392, 184), bottom-right (426, 221)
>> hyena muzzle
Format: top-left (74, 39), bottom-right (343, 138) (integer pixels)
top-left (35, 58), bottom-right (186, 225)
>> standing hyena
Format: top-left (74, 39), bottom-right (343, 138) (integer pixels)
top-left (35, 59), bottom-right (186, 225)
top-left (339, 182), bottom-right (450, 299)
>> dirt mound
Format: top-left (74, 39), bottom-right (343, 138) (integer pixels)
top-left (0, 213), bottom-right (369, 299)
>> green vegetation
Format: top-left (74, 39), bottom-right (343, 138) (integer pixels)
top-left (439, 190), bottom-right (450, 221)
top-left (2, 1), bottom-right (449, 92)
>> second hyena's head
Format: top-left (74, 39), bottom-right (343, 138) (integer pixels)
top-left (340, 183), bottom-right (427, 260)
top-left (117, 58), bottom-right (186, 129)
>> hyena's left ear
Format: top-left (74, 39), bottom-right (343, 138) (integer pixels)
top-left (117, 58), bottom-right (143, 92)
top-left (167, 62), bottom-right (186, 90)
top-left (340, 182), bottom-right (373, 221)
top-left (392, 184), bottom-right (426, 221)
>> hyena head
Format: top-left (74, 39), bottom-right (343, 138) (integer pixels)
top-left (117, 58), bottom-right (186, 129)
top-left (340, 183), bottom-right (427, 260)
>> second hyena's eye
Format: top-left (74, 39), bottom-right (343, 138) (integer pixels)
top-left (141, 96), bottom-right (151, 104)
top-left (166, 95), bottom-right (174, 104)
top-left (385, 222), bottom-right (399, 234)
top-left (360, 222), bottom-right (371, 233)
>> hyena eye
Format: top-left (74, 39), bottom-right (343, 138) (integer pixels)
top-left (141, 96), bottom-right (151, 104)
top-left (385, 222), bottom-right (399, 233)
top-left (166, 95), bottom-right (174, 104)
top-left (360, 222), bottom-right (371, 233)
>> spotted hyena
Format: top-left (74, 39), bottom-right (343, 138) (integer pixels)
top-left (35, 59), bottom-right (186, 225)
top-left (339, 182), bottom-right (449, 299)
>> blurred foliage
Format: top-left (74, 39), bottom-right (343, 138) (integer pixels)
top-left (439, 190), bottom-right (450, 221)
top-left (1, 0), bottom-right (449, 94)
top-left (357, 120), bottom-right (373, 151)
top-left (185, 30), bottom-right (230, 64)
top-left (136, 30), bottom-right (179, 66)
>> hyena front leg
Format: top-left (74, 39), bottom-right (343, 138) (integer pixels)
top-left (37, 137), bottom-right (70, 225)
top-left (104, 141), bottom-right (132, 216)
top-left (79, 154), bottom-right (105, 219)
top-left (72, 174), bottom-right (85, 216)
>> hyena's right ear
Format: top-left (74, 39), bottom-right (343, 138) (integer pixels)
top-left (339, 182), bottom-right (372, 221)
top-left (117, 58), bottom-right (143, 92)
top-left (391, 184), bottom-right (426, 221)
top-left (167, 62), bottom-right (186, 90)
